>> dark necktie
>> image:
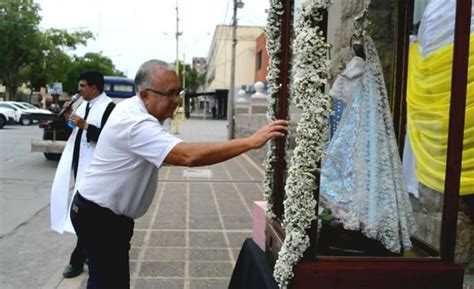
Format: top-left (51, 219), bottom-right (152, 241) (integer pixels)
top-left (72, 102), bottom-right (90, 180)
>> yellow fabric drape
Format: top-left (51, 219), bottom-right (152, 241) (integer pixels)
top-left (407, 35), bottom-right (474, 195)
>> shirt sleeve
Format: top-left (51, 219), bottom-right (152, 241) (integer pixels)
top-left (128, 119), bottom-right (182, 167)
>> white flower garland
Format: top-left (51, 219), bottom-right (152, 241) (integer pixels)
top-left (263, 0), bottom-right (284, 220)
top-left (273, 1), bottom-right (332, 288)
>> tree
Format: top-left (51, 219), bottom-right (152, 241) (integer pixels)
top-left (61, 52), bottom-right (125, 94)
top-left (0, 0), bottom-right (42, 100)
top-left (0, 0), bottom-right (95, 100)
top-left (179, 63), bottom-right (205, 92)
top-left (21, 28), bottom-right (94, 92)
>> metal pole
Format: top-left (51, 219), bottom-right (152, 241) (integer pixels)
top-left (227, 0), bottom-right (238, 140)
top-left (173, 0), bottom-right (181, 134)
top-left (181, 53), bottom-right (186, 120)
top-left (175, 0), bottom-right (180, 76)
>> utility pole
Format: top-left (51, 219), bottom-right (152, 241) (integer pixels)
top-left (174, 0), bottom-right (183, 134)
top-left (227, 0), bottom-right (244, 140)
top-left (175, 0), bottom-right (182, 75)
top-left (181, 53), bottom-right (186, 120)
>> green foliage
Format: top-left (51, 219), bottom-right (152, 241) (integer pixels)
top-left (0, 0), bottom-right (42, 98)
top-left (42, 28), bottom-right (93, 49)
top-left (319, 208), bottom-right (335, 226)
top-left (176, 62), bottom-right (205, 92)
top-left (0, 0), bottom-right (125, 99)
top-left (61, 52), bottom-right (125, 94)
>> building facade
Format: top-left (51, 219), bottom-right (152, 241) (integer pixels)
top-left (205, 25), bottom-right (264, 93)
top-left (255, 32), bottom-right (269, 83)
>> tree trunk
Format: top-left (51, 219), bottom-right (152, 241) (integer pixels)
top-left (5, 84), bottom-right (17, 101)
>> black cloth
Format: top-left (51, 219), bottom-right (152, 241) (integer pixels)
top-left (71, 193), bottom-right (134, 289)
top-left (69, 102), bottom-right (90, 268)
top-left (72, 102), bottom-right (90, 180)
top-left (85, 102), bottom-right (115, 143)
top-left (69, 238), bottom-right (86, 269)
top-left (228, 238), bottom-right (278, 289)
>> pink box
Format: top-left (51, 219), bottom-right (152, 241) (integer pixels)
top-left (252, 201), bottom-right (267, 251)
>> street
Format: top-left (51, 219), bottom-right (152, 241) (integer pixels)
top-left (1, 125), bottom-right (55, 236)
top-left (0, 124), bottom-right (76, 289)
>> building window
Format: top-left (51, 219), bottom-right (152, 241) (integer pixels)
top-left (256, 50), bottom-right (263, 71)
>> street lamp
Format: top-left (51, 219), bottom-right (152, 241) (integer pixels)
top-left (227, 0), bottom-right (244, 140)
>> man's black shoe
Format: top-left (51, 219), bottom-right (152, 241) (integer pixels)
top-left (62, 264), bottom-right (83, 278)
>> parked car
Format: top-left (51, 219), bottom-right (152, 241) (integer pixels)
top-left (31, 76), bottom-right (136, 160)
top-left (0, 107), bottom-right (17, 129)
top-left (0, 101), bottom-right (49, 125)
top-left (0, 102), bottom-right (25, 125)
top-left (34, 118), bottom-right (73, 160)
top-left (20, 102), bottom-right (53, 115)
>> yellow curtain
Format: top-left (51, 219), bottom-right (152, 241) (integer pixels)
top-left (407, 35), bottom-right (474, 195)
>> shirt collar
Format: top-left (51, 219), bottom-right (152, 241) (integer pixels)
top-left (87, 92), bottom-right (106, 108)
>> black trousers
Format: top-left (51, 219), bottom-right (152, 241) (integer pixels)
top-left (70, 193), bottom-right (134, 289)
top-left (69, 238), bottom-right (86, 268)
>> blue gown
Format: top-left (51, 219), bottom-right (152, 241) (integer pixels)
top-left (320, 37), bottom-right (417, 253)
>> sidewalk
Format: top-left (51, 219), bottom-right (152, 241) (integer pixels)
top-left (58, 118), bottom-right (267, 289)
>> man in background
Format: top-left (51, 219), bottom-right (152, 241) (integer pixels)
top-left (50, 71), bottom-right (115, 278)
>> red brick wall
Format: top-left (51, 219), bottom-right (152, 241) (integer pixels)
top-left (255, 32), bottom-right (269, 83)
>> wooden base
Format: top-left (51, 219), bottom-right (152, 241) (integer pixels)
top-left (265, 220), bottom-right (284, 266)
top-left (292, 260), bottom-right (464, 289)
top-left (265, 222), bottom-right (464, 289)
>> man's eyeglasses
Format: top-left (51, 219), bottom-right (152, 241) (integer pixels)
top-left (146, 88), bottom-right (183, 100)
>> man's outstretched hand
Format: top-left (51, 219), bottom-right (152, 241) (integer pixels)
top-left (247, 119), bottom-right (288, 149)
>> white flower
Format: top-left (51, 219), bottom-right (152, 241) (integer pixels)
top-left (263, 0), bottom-right (286, 220)
top-left (265, 0), bottom-right (332, 288)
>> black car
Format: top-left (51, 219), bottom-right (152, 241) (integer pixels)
top-left (31, 76), bottom-right (136, 160)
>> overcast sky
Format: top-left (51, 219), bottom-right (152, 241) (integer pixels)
top-left (37, 0), bottom-right (269, 78)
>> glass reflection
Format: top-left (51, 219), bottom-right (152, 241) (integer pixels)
top-left (286, 0), bottom-right (471, 259)
top-left (406, 0), bottom-right (473, 261)
top-left (317, 0), bottom-right (416, 257)
top-left (285, 0), bottom-right (418, 257)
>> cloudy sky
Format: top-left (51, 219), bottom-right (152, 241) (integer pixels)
top-left (37, 0), bottom-right (269, 78)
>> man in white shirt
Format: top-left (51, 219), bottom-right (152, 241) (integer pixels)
top-left (71, 59), bottom-right (288, 289)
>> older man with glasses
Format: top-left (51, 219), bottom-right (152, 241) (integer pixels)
top-left (69, 59), bottom-right (288, 289)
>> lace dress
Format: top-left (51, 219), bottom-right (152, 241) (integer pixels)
top-left (320, 37), bottom-right (417, 253)
top-left (328, 57), bottom-right (365, 138)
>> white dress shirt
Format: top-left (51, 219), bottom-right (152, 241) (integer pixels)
top-left (78, 96), bottom-right (182, 219)
top-left (50, 92), bottom-right (113, 233)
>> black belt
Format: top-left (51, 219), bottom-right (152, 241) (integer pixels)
top-left (76, 192), bottom-right (95, 206)
top-left (75, 192), bottom-right (132, 222)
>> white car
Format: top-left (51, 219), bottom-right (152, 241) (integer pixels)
top-left (20, 102), bottom-right (53, 115)
top-left (0, 102), bottom-right (25, 124)
top-left (0, 101), bottom-right (49, 125)
top-left (0, 107), bottom-right (17, 129)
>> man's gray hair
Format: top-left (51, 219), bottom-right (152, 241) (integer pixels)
top-left (135, 59), bottom-right (172, 91)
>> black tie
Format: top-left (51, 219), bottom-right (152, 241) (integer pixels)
top-left (72, 102), bottom-right (90, 180)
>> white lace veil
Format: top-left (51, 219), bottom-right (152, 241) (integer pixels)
top-left (320, 36), bottom-right (417, 253)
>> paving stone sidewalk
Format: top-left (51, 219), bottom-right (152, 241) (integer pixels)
top-left (58, 118), bottom-right (267, 289)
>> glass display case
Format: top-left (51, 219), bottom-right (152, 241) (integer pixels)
top-left (264, 0), bottom-right (470, 288)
